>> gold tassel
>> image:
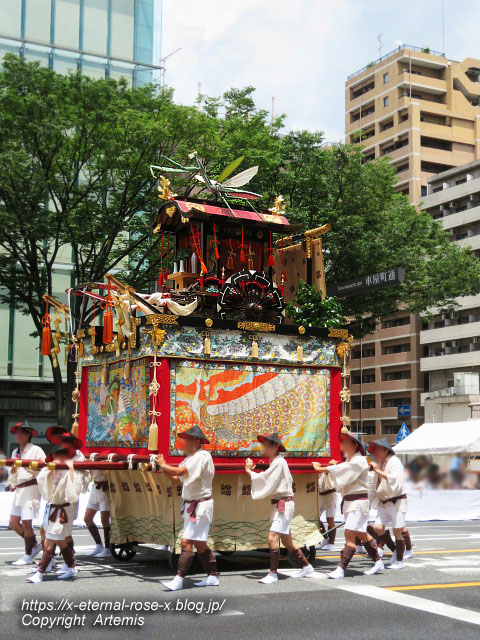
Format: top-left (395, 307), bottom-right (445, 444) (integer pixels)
top-left (204, 335), bottom-right (211, 356)
top-left (71, 419), bottom-right (79, 436)
top-left (251, 338), bottom-right (258, 359)
top-left (297, 343), bottom-right (303, 363)
top-left (101, 361), bottom-right (108, 384)
top-left (124, 359), bottom-right (131, 384)
top-left (148, 422), bottom-right (158, 451)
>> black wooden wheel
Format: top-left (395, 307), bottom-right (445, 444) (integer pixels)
top-left (287, 545), bottom-right (316, 567)
top-left (109, 542), bottom-right (137, 561)
top-left (217, 270), bottom-right (285, 323)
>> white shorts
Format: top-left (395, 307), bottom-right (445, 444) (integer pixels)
top-left (318, 493), bottom-right (337, 518)
top-left (376, 503), bottom-right (406, 529)
top-left (86, 498), bottom-right (110, 512)
top-left (10, 504), bottom-right (38, 521)
top-left (270, 500), bottom-right (295, 535)
top-left (344, 502), bottom-right (369, 533)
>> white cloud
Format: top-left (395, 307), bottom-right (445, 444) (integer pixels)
top-left (161, 0), bottom-right (480, 141)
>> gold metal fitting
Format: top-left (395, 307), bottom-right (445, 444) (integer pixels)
top-left (298, 326), bottom-right (306, 335)
top-left (29, 461), bottom-right (39, 470)
top-left (47, 462), bottom-right (56, 470)
top-left (14, 459), bottom-right (22, 467)
top-left (205, 318), bottom-right (213, 328)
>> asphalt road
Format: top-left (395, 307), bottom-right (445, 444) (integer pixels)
top-left (1, 521), bottom-right (480, 639)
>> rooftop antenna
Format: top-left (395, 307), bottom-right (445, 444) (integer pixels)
top-left (271, 96), bottom-right (275, 131)
top-left (441, 0), bottom-right (445, 55)
top-left (160, 47), bottom-right (181, 89)
top-left (377, 32), bottom-right (384, 58)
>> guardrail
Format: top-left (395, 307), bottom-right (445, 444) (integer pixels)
top-left (347, 45), bottom-right (446, 81)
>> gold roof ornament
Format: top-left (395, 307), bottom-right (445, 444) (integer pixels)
top-left (157, 175), bottom-right (177, 202)
top-left (269, 195), bottom-right (286, 216)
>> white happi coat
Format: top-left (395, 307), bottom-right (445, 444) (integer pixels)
top-left (37, 467), bottom-right (83, 537)
top-left (369, 455), bottom-right (407, 513)
top-left (8, 443), bottom-right (45, 509)
top-left (318, 471), bottom-right (338, 509)
top-left (327, 452), bottom-right (370, 516)
top-left (180, 449), bottom-right (215, 521)
top-left (249, 456), bottom-right (294, 500)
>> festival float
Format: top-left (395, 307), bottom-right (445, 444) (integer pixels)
top-left (3, 154), bottom-right (353, 568)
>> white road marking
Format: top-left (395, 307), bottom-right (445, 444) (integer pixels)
top-left (335, 584), bottom-right (480, 626)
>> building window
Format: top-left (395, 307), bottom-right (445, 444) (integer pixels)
top-left (383, 370), bottom-right (411, 381)
top-left (382, 397), bottom-right (411, 408)
top-left (383, 72), bottom-right (389, 84)
top-left (383, 96), bottom-right (389, 107)
top-left (383, 343), bottom-right (410, 355)
top-left (382, 317), bottom-right (410, 329)
top-left (421, 185), bottom-right (427, 196)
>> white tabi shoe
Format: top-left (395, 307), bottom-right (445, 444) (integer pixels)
top-left (88, 544), bottom-right (104, 557)
top-left (26, 571), bottom-right (44, 583)
top-left (31, 557), bottom-right (55, 574)
top-left (259, 572), bottom-right (278, 584)
top-left (56, 562), bottom-right (68, 575)
top-left (30, 542), bottom-right (43, 560)
top-left (12, 554), bottom-right (34, 566)
top-left (58, 567), bottom-right (79, 580)
top-left (319, 539), bottom-right (336, 551)
top-left (291, 564), bottom-right (315, 579)
top-left (327, 566), bottom-right (345, 579)
top-left (355, 545), bottom-right (365, 554)
top-left (377, 547), bottom-right (384, 558)
top-left (387, 551), bottom-right (397, 565)
top-left (94, 548), bottom-right (112, 558)
top-left (386, 561), bottom-right (404, 570)
top-left (193, 575), bottom-right (220, 587)
top-left (403, 549), bottom-right (414, 559)
top-left (162, 576), bottom-right (184, 591)
top-left (364, 560), bottom-right (384, 576)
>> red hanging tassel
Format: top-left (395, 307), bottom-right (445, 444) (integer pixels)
top-left (268, 231), bottom-right (275, 267)
top-left (158, 234), bottom-right (164, 287)
top-left (103, 284), bottom-right (114, 344)
top-left (41, 302), bottom-right (52, 356)
top-left (213, 224), bottom-right (220, 260)
top-left (240, 227), bottom-right (246, 263)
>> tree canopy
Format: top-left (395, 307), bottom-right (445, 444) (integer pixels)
top-left (0, 54), bottom-right (479, 422)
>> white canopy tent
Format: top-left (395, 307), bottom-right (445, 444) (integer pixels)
top-left (393, 420), bottom-right (480, 456)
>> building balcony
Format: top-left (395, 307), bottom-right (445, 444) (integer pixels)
top-left (421, 349), bottom-right (480, 371)
top-left (350, 407), bottom-right (403, 420)
top-left (421, 177), bottom-right (480, 207)
top-left (351, 379), bottom-right (414, 394)
top-left (400, 73), bottom-right (447, 95)
top-left (421, 320), bottom-right (480, 345)
top-left (435, 206), bottom-right (480, 232)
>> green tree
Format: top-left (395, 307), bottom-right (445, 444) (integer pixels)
top-left (275, 136), bottom-right (480, 336)
top-left (0, 58), bottom-right (285, 426)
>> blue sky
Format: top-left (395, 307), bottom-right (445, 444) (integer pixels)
top-left (162, 0), bottom-right (480, 141)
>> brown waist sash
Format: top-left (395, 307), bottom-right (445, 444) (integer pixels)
top-left (341, 492), bottom-right (369, 514)
top-left (319, 488), bottom-right (336, 496)
top-left (381, 493), bottom-right (407, 505)
top-left (49, 503), bottom-right (70, 524)
top-left (15, 479), bottom-right (38, 490)
top-left (271, 496), bottom-right (294, 513)
top-left (183, 496), bottom-right (212, 523)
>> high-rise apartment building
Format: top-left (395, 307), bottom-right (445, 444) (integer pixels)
top-left (345, 45), bottom-right (480, 441)
top-left (0, 0), bottom-right (162, 454)
top-left (420, 159), bottom-right (480, 423)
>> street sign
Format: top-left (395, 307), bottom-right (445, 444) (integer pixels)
top-left (396, 422), bottom-right (411, 443)
top-left (326, 267), bottom-right (405, 298)
top-left (397, 404), bottom-right (411, 418)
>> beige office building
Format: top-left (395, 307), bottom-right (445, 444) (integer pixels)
top-left (345, 45), bottom-right (480, 440)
